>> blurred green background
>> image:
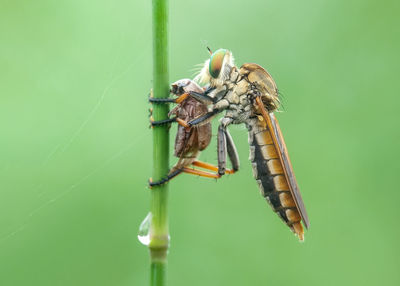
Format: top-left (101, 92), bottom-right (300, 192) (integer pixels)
top-left (1, 0), bottom-right (400, 285)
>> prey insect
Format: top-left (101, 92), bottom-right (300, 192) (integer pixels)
top-left (185, 48), bottom-right (309, 240)
top-left (149, 79), bottom-right (239, 186)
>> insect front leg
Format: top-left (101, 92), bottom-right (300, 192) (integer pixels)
top-left (150, 87), bottom-right (217, 127)
top-left (188, 90), bottom-right (215, 104)
top-left (184, 85), bottom-right (217, 104)
top-left (149, 94), bottom-right (191, 128)
top-left (149, 85), bottom-right (191, 104)
top-left (186, 109), bottom-right (220, 127)
top-left (150, 117), bottom-right (190, 128)
top-left (149, 93), bottom-right (192, 105)
top-left (148, 87), bottom-right (193, 127)
top-left (187, 99), bottom-right (229, 127)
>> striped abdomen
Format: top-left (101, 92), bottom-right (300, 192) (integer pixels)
top-left (247, 117), bottom-right (304, 239)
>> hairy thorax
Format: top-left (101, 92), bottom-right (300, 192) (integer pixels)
top-left (208, 67), bottom-right (260, 125)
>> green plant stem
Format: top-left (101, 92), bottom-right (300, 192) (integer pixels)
top-left (151, 262), bottom-right (167, 286)
top-left (150, 0), bottom-right (169, 285)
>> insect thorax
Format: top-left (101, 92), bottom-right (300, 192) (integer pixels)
top-left (209, 67), bottom-right (266, 125)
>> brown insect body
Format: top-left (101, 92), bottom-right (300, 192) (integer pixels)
top-left (247, 116), bottom-right (305, 239)
top-left (169, 79), bottom-right (212, 173)
top-left (194, 51), bottom-right (309, 240)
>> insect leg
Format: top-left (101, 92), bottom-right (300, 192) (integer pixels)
top-left (224, 128), bottom-right (240, 172)
top-left (181, 167), bottom-right (221, 179)
top-left (151, 117), bottom-right (190, 128)
top-left (149, 93), bottom-right (190, 104)
top-left (149, 91), bottom-right (192, 127)
top-left (150, 164), bottom-right (226, 187)
top-left (188, 109), bottom-right (221, 127)
top-left (148, 88), bottom-right (175, 104)
top-left (217, 125), bottom-right (239, 176)
top-left (188, 91), bottom-right (215, 104)
top-left (178, 85), bottom-right (215, 104)
top-left (217, 125), bottom-right (227, 176)
top-left (149, 169), bottom-right (183, 187)
top-left (203, 85), bottom-right (216, 95)
top-left (192, 161), bottom-right (235, 174)
top-left (148, 97), bottom-right (176, 104)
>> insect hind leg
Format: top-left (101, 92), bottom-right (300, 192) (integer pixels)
top-left (192, 161), bottom-right (236, 174)
top-left (149, 169), bottom-right (183, 187)
top-left (181, 167), bottom-right (221, 179)
top-left (149, 165), bottom-right (223, 188)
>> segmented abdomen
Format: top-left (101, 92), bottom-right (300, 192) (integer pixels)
top-left (247, 118), bottom-right (303, 238)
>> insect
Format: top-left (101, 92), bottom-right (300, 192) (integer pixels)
top-left (185, 48), bottom-right (309, 240)
top-left (149, 79), bottom-right (239, 186)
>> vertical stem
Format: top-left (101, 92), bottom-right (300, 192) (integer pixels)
top-left (151, 0), bottom-right (169, 285)
top-left (151, 262), bottom-right (167, 286)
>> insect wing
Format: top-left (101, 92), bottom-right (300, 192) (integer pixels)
top-left (255, 97), bottom-right (310, 229)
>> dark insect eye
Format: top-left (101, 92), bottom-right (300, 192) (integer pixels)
top-left (209, 49), bottom-right (227, 78)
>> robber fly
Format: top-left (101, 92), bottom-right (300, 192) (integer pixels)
top-left (150, 79), bottom-right (238, 186)
top-left (185, 48), bottom-right (309, 240)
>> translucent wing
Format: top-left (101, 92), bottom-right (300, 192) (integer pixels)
top-left (255, 97), bottom-right (310, 229)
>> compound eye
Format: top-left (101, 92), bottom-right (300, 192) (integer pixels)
top-left (209, 49), bottom-right (227, 78)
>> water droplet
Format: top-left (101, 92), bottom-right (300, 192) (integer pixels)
top-left (138, 212), bottom-right (152, 246)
